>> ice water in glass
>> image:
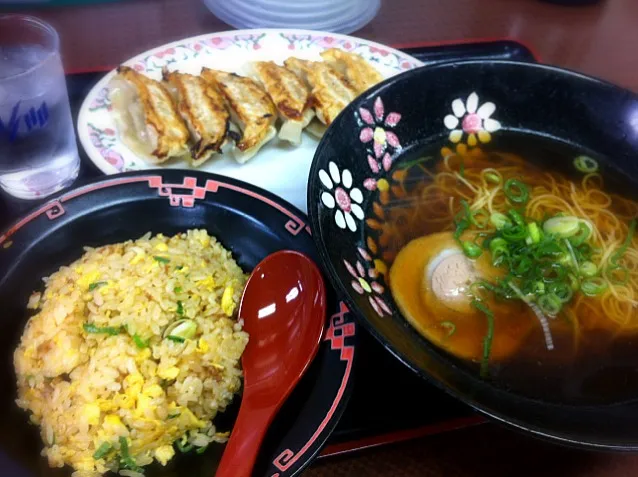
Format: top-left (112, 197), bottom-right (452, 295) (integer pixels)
top-left (0, 15), bottom-right (80, 199)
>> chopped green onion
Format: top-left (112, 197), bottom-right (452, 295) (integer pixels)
top-left (512, 257), bottom-right (533, 276)
top-left (543, 216), bottom-right (581, 238)
top-left (459, 156), bottom-right (465, 178)
top-left (165, 319), bottom-right (197, 341)
top-left (508, 209), bottom-right (526, 227)
top-left (489, 212), bottom-right (511, 230)
top-left (119, 436), bottom-right (140, 471)
top-left (176, 300), bottom-right (184, 316)
top-left (168, 412), bottom-right (181, 419)
top-left (174, 286), bottom-right (183, 293)
top-left (83, 323), bottom-right (122, 336)
top-left (610, 219), bottom-right (636, 266)
top-left (574, 155), bottom-right (598, 173)
top-left (581, 277), bottom-right (608, 296)
top-left (489, 237), bottom-right (509, 266)
top-left (166, 335), bottom-right (186, 343)
top-left (534, 241), bottom-right (564, 259)
top-left (93, 442), bottom-right (113, 460)
top-left (533, 281), bottom-right (546, 296)
top-left (485, 172), bottom-right (501, 184)
top-left (579, 261), bottom-right (597, 277)
top-left (472, 209), bottom-right (490, 229)
top-left (537, 293), bottom-right (562, 316)
top-left (176, 439), bottom-right (194, 453)
top-left (548, 282), bottom-right (573, 303)
top-left (568, 221), bottom-right (592, 246)
top-left (440, 321), bottom-right (456, 337)
top-left (527, 222), bottom-right (541, 244)
top-left (398, 156), bottom-right (432, 170)
top-left (454, 217), bottom-right (470, 242)
top-left (501, 225), bottom-right (527, 242)
top-left (568, 273), bottom-right (580, 292)
top-left (541, 263), bottom-right (568, 283)
top-left (471, 299), bottom-right (495, 378)
top-left (154, 256), bottom-right (170, 264)
top-left (196, 445), bottom-right (209, 455)
top-left (504, 179), bottom-right (529, 204)
top-left (462, 241), bottom-right (483, 258)
top-left (564, 239), bottom-right (579, 270)
top-left (88, 281), bottom-right (108, 291)
top-left (175, 265), bottom-right (184, 270)
top-left (133, 334), bottom-right (149, 349)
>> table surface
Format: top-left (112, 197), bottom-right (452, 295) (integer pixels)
top-left (7, 0), bottom-right (638, 475)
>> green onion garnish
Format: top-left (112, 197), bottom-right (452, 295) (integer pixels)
top-left (168, 412), bottom-right (181, 419)
top-left (574, 155), bottom-right (598, 173)
top-left (537, 293), bottom-right (562, 316)
top-left (398, 156), bottom-right (432, 170)
top-left (581, 277), bottom-right (608, 296)
top-left (547, 282), bottom-right (573, 303)
top-left (527, 223), bottom-right (541, 244)
top-left (93, 442), bottom-right (112, 460)
top-left (462, 241), bottom-right (482, 258)
top-left (167, 335), bottom-right (186, 343)
top-left (471, 299), bottom-right (495, 378)
top-left (88, 281), bottom-right (108, 291)
top-left (440, 321), bottom-right (456, 337)
top-left (133, 334), bottom-right (149, 349)
top-left (174, 286), bottom-right (183, 293)
top-left (503, 179), bottom-right (529, 204)
top-left (83, 323), bottom-right (122, 336)
top-left (501, 224), bottom-right (527, 242)
top-left (119, 436), bottom-right (140, 471)
top-left (579, 261), bottom-right (597, 277)
top-left (176, 439), bottom-right (194, 453)
top-left (610, 219), bottom-right (636, 266)
top-left (489, 212), bottom-right (511, 230)
top-left (568, 221), bottom-right (592, 246)
top-left (154, 256), bottom-right (170, 264)
top-left (176, 300), bottom-right (184, 316)
top-left (196, 445), bottom-right (209, 455)
top-left (485, 172), bottom-right (501, 184)
top-left (543, 216), bottom-right (581, 238)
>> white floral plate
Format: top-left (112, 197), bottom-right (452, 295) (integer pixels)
top-left (77, 28), bottom-right (423, 212)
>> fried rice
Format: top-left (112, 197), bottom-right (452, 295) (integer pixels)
top-left (13, 229), bottom-right (249, 476)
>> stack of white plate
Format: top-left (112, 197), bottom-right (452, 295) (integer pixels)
top-left (203, 0), bottom-right (381, 34)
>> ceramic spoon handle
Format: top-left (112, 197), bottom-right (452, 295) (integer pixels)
top-left (215, 404), bottom-right (271, 477)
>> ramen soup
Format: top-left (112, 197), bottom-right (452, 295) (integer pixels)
top-left (377, 136), bottom-right (638, 404)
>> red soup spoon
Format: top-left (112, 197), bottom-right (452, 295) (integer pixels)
top-left (215, 250), bottom-right (327, 477)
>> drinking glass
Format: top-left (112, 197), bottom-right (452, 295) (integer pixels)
top-left (0, 15), bottom-right (80, 199)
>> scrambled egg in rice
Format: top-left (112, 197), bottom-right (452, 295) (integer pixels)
top-left (13, 230), bottom-right (249, 476)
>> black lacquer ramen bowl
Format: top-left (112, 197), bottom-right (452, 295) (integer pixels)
top-left (0, 170), bottom-right (357, 477)
top-left (308, 60), bottom-right (638, 450)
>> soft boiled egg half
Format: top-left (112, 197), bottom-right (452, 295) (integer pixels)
top-left (389, 232), bottom-right (534, 363)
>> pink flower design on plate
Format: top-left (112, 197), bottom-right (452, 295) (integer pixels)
top-left (202, 37), bottom-right (233, 50)
top-left (103, 149), bottom-right (124, 170)
top-left (359, 97), bottom-right (402, 159)
top-left (343, 248), bottom-right (392, 317)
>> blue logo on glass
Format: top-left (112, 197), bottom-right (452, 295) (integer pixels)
top-left (0, 101), bottom-right (49, 143)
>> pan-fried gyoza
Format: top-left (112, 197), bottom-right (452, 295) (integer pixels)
top-left (109, 49), bottom-right (384, 166)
